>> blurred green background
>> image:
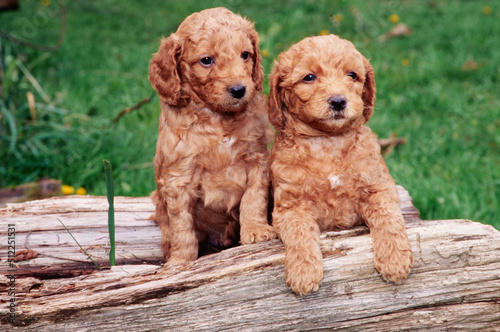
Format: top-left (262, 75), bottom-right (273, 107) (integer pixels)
top-left (0, 0), bottom-right (498, 228)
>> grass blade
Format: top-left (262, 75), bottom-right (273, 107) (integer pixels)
top-left (103, 159), bottom-right (115, 266)
top-left (58, 219), bottom-right (102, 270)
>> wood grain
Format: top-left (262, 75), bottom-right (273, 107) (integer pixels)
top-left (1, 186), bottom-right (499, 331)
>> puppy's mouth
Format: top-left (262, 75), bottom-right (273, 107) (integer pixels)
top-left (227, 99), bottom-right (247, 110)
top-left (324, 111), bottom-right (346, 121)
top-left (215, 99), bottom-right (248, 113)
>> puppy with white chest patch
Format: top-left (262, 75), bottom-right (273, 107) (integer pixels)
top-left (149, 7), bottom-right (276, 266)
top-left (269, 34), bottom-right (413, 295)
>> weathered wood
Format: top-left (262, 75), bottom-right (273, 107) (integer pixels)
top-left (1, 186), bottom-right (499, 331)
top-left (0, 196), bottom-right (164, 278)
top-left (0, 179), bottom-right (62, 208)
top-left (0, 186), bottom-right (418, 278)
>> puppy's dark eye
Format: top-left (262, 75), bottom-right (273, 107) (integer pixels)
top-left (303, 74), bottom-right (316, 82)
top-left (241, 51), bottom-right (250, 60)
top-left (347, 72), bottom-right (357, 80)
top-left (200, 57), bottom-right (214, 66)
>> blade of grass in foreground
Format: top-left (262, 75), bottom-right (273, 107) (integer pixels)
top-left (58, 219), bottom-right (102, 270)
top-left (104, 159), bottom-right (115, 267)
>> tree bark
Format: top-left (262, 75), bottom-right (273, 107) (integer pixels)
top-left (0, 186), bottom-right (499, 331)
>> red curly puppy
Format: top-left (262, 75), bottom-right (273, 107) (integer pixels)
top-left (149, 8), bottom-right (275, 265)
top-left (269, 35), bottom-right (413, 295)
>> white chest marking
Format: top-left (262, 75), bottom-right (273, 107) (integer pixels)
top-left (219, 136), bottom-right (236, 152)
top-left (328, 174), bottom-right (342, 189)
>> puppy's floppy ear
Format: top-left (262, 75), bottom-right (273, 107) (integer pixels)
top-left (268, 63), bottom-right (285, 130)
top-left (362, 57), bottom-right (376, 122)
top-left (248, 29), bottom-right (264, 92)
top-left (149, 35), bottom-right (183, 106)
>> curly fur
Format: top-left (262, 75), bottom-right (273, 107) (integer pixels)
top-left (149, 7), bottom-right (275, 265)
top-left (269, 34), bottom-right (413, 295)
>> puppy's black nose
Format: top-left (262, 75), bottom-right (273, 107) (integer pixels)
top-left (229, 85), bottom-right (246, 99)
top-left (328, 96), bottom-right (347, 112)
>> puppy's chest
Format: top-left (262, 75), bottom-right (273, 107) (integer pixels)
top-left (188, 113), bottom-right (250, 169)
top-left (304, 153), bottom-right (366, 229)
top-left (302, 140), bottom-right (356, 190)
top-left (306, 157), bottom-right (356, 197)
top-left (293, 141), bottom-right (367, 207)
top-left (199, 134), bottom-right (246, 170)
top-left (197, 134), bottom-right (250, 207)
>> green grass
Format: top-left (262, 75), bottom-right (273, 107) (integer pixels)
top-left (58, 218), bottom-right (102, 270)
top-left (0, 0), bottom-right (499, 228)
top-left (103, 159), bottom-right (115, 267)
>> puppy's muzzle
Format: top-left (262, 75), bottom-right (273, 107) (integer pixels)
top-left (229, 85), bottom-right (246, 99)
top-left (328, 95), bottom-right (347, 113)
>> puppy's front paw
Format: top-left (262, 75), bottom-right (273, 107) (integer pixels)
top-left (285, 252), bottom-right (324, 296)
top-left (374, 241), bottom-right (413, 283)
top-left (241, 224), bottom-right (277, 244)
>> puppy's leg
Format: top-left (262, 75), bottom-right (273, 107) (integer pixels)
top-left (239, 163), bottom-right (276, 243)
top-left (159, 176), bottom-right (199, 266)
top-left (360, 189), bottom-right (413, 283)
top-left (151, 189), bottom-right (171, 258)
top-left (274, 209), bottom-right (323, 295)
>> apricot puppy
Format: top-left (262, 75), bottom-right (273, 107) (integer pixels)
top-left (149, 8), bottom-right (275, 265)
top-left (269, 35), bottom-right (413, 295)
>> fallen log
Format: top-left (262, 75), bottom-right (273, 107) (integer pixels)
top-left (0, 186), bottom-right (499, 330)
top-left (0, 178), bottom-right (61, 208)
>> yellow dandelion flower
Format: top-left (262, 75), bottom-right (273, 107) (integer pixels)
top-left (261, 49), bottom-right (270, 58)
top-left (41, 0), bottom-right (51, 6)
top-left (389, 14), bottom-right (400, 23)
top-left (61, 185), bottom-right (75, 195)
top-left (76, 187), bottom-right (87, 195)
top-left (333, 14), bottom-right (344, 23)
top-left (482, 6), bottom-right (492, 15)
top-left (319, 29), bottom-right (329, 36)
top-left (401, 58), bottom-right (410, 66)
